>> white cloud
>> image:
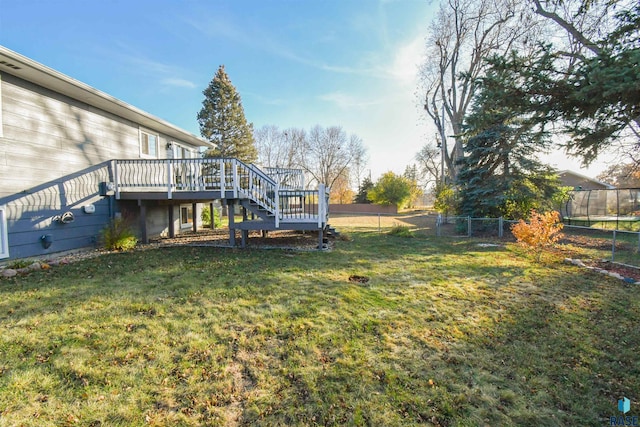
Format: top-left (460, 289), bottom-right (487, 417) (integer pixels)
top-left (319, 92), bottom-right (383, 109)
top-left (96, 43), bottom-right (198, 91)
top-left (245, 91), bottom-right (289, 106)
top-left (161, 78), bottom-right (197, 89)
top-left (388, 35), bottom-right (426, 87)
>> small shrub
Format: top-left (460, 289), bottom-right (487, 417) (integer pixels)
top-left (455, 218), bottom-right (468, 235)
top-left (337, 232), bottom-right (353, 242)
top-left (6, 259), bottom-right (33, 269)
top-left (201, 206), bottom-right (222, 228)
top-left (101, 217), bottom-right (138, 251)
top-left (511, 210), bottom-right (564, 261)
top-left (388, 224), bottom-right (414, 238)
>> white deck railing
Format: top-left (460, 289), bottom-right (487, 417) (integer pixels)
top-left (112, 158), bottom-right (329, 227)
top-left (263, 167), bottom-right (305, 190)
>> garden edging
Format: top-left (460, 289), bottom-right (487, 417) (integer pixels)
top-left (564, 258), bottom-right (640, 285)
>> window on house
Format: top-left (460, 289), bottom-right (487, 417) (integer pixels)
top-left (173, 143), bottom-right (196, 159)
top-left (140, 130), bottom-right (158, 158)
top-left (0, 205), bottom-right (9, 259)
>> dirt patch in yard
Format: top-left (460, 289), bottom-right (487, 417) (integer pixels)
top-left (149, 228), bottom-right (327, 251)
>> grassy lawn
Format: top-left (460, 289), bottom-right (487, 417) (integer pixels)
top-left (1, 231), bottom-right (639, 426)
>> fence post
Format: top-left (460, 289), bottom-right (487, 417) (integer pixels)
top-left (612, 230), bottom-right (616, 262)
top-left (499, 217), bottom-right (504, 238)
top-left (378, 214), bottom-right (381, 233)
top-left (436, 214), bottom-right (441, 237)
top-left (468, 216), bottom-right (471, 237)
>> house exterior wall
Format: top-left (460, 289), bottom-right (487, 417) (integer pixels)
top-left (559, 171), bottom-right (612, 190)
top-left (0, 71), bottom-right (200, 260)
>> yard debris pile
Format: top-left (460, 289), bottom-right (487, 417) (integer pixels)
top-left (348, 275), bottom-right (370, 284)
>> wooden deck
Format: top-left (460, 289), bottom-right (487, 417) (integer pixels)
top-left (111, 158), bottom-right (330, 247)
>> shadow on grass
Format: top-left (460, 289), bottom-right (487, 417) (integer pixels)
top-left (0, 232), bottom-right (637, 426)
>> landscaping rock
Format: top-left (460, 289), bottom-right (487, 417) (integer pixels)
top-left (1, 269), bottom-right (17, 278)
top-left (565, 257), bottom-right (640, 285)
top-left (28, 262), bottom-right (42, 271)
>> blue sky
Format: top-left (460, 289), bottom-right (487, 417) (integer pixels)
top-left (0, 0), bottom-right (607, 180)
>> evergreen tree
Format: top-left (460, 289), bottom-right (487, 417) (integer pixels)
top-left (557, 3), bottom-right (640, 162)
top-left (457, 53), bottom-right (561, 219)
top-left (197, 65), bottom-right (257, 163)
top-left (354, 176), bottom-right (374, 204)
top-left (504, 2), bottom-right (639, 166)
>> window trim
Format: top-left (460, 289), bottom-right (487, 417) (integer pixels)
top-left (139, 128), bottom-right (159, 158)
top-left (0, 205), bottom-right (9, 259)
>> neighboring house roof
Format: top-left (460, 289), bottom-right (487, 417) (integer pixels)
top-left (558, 169), bottom-right (616, 190)
top-left (0, 45), bottom-right (210, 148)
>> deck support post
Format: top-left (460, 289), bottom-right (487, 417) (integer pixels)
top-left (228, 199), bottom-right (236, 247)
top-left (168, 205), bottom-right (175, 238)
top-left (192, 202), bottom-right (198, 233)
top-left (139, 200), bottom-right (148, 244)
top-left (210, 202), bottom-right (215, 229)
top-left (318, 227), bottom-right (324, 250)
top-left (241, 207), bottom-right (248, 248)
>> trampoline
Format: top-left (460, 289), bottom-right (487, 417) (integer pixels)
top-left (563, 188), bottom-right (640, 231)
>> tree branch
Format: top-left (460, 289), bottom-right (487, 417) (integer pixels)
top-left (532, 0), bottom-right (601, 55)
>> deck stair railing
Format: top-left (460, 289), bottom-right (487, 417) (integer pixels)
top-left (112, 158), bottom-right (328, 229)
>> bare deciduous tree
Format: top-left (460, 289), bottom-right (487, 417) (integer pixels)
top-left (297, 125), bottom-right (367, 190)
top-left (420, 0), bottom-right (533, 181)
top-left (415, 142), bottom-right (443, 189)
top-left (254, 124), bottom-right (367, 191)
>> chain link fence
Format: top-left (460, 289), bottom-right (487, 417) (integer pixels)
top-left (329, 212), bottom-right (640, 268)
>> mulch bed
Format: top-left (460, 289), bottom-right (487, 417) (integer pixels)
top-left (589, 260), bottom-right (640, 282)
top-left (558, 234), bottom-right (640, 282)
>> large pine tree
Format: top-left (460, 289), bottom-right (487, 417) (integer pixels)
top-left (197, 65), bottom-right (257, 163)
top-left (457, 53), bottom-right (561, 219)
